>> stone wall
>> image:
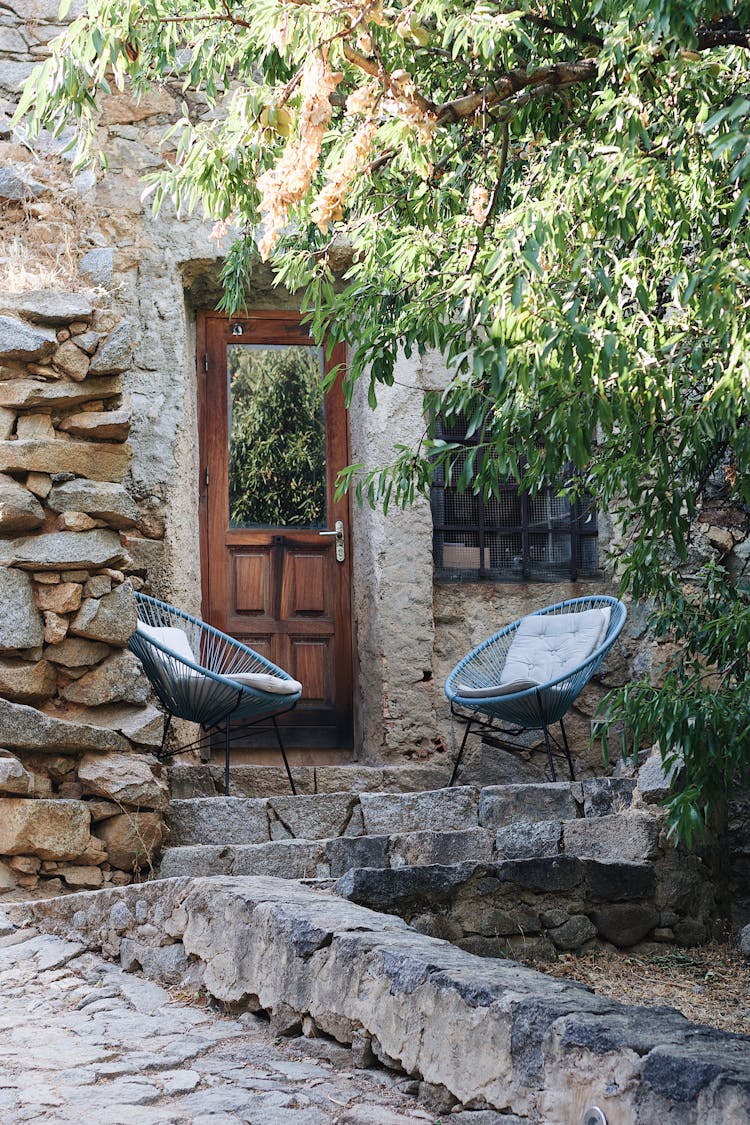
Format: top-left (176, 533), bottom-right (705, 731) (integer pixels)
top-left (0, 291), bottom-right (168, 897)
top-left (14, 876), bottom-right (750, 1122)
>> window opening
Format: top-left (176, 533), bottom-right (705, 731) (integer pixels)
top-left (431, 414), bottom-right (599, 582)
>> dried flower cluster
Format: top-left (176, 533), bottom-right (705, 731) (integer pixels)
top-left (256, 53), bottom-right (342, 259)
top-left (468, 184), bottom-right (489, 223)
top-left (311, 120), bottom-right (378, 232)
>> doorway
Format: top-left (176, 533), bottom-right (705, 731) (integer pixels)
top-left (197, 310), bottom-right (354, 755)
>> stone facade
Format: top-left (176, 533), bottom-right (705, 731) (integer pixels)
top-left (0, 8), bottom-right (747, 808)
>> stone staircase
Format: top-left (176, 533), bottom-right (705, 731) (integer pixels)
top-left (158, 774), bottom-right (716, 956)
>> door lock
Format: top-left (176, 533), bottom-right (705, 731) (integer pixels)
top-left (319, 519), bottom-right (345, 562)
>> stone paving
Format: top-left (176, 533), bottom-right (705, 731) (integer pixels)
top-left (0, 926), bottom-right (459, 1125)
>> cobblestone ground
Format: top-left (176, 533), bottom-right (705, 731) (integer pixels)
top-left (0, 926), bottom-right (446, 1125)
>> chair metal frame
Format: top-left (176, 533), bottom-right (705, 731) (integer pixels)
top-left (444, 595), bottom-right (627, 785)
top-left (128, 593), bottom-right (302, 795)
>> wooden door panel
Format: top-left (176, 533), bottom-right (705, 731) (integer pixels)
top-left (282, 551), bottom-right (328, 617)
top-left (197, 310), bottom-right (353, 753)
top-left (290, 639), bottom-right (330, 703)
top-left (233, 552), bottom-right (271, 615)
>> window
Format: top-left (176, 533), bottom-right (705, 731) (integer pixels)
top-left (431, 414), bottom-right (599, 582)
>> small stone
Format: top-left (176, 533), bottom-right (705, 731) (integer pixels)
top-left (58, 864), bottom-right (104, 888)
top-left (0, 407), bottom-right (15, 439)
top-left (59, 650), bottom-right (148, 706)
top-left (590, 903), bottom-right (660, 947)
top-left (53, 340), bottom-right (90, 381)
top-left (56, 511), bottom-right (99, 532)
top-left (2, 529), bottom-right (126, 573)
top-left (0, 166), bottom-right (46, 201)
top-left (0, 473), bottom-right (44, 532)
top-left (0, 754), bottom-right (33, 795)
top-left (0, 437), bottom-right (131, 482)
top-left (69, 582), bottom-right (137, 646)
top-left (35, 581), bottom-right (83, 615)
top-left (0, 568), bottom-right (44, 650)
top-left (8, 855), bottom-right (41, 874)
top-left (95, 811), bottom-right (164, 872)
top-left (84, 575), bottom-right (112, 598)
top-left (47, 480), bottom-right (138, 530)
top-left (59, 408), bottom-right (131, 441)
top-left (0, 797), bottom-right (90, 860)
top-left (638, 750), bottom-right (683, 804)
top-left (548, 913), bottom-right (597, 950)
top-left (45, 636), bottom-right (109, 667)
top-left (43, 611), bottom-right (69, 645)
top-left (73, 332), bottom-right (100, 357)
top-left (706, 525), bottom-right (733, 553)
top-left (86, 798), bottom-right (120, 822)
top-left (89, 319), bottom-right (134, 375)
top-left (0, 658), bottom-right (56, 702)
top-left (15, 413), bottom-right (55, 441)
top-left (77, 752), bottom-right (168, 810)
top-left (26, 473), bottom-right (52, 499)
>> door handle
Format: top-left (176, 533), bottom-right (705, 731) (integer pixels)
top-left (319, 519), bottom-right (345, 562)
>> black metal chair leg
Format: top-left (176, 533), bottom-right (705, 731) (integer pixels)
top-left (449, 717), bottom-right (474, 787)
top-left (159, 713), bottom-right (172, 760)
top-left (224, 718), bottom-right (231, 797)
top-left (559, 717), bottom-right (575, 780)
top-left (542, 723), bottom-right (557, 782)
top-left (272, 716), bottom-right (296, 795)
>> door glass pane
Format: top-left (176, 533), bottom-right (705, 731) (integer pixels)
top-left (228, 343), bottom-right (327, 529)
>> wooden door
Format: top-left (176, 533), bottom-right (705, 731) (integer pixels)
top-left (197, 310), bottom-right (353, 751)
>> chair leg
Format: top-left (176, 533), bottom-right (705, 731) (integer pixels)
top-left (449, 717), bottom-right (473, 787)
top-left (542, 723), bottom-right (557, 782)
top-left (224, 718), bottom-right (231, 797)
top-left (159, 713), bottom-right (172, 760)
top-left (272, 716), bottom-right (296, 795)
top-left (559, 717), bottom-right (575, 780)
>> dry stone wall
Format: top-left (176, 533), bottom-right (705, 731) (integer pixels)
top-left (0, 291), bottom-right (168, 898)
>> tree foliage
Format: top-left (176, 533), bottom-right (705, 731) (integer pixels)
top-left (18, 0), bottom-right (750, 839)
top-left (228, 345), bottom-right (326, 528)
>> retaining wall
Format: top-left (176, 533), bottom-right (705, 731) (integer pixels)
top-left (11, 875), bottom-right (750, 1124)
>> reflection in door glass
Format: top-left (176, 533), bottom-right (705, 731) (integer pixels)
top-left (228, 344), bottom-right (327, 529)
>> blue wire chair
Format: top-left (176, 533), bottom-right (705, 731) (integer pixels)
top-left (445, 595), bottom-right (627, 785)
top-left (128, 593), bottom-right (302, 795)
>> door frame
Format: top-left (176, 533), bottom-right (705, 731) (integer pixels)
top-left (196, 308), bottom-right (355, 754)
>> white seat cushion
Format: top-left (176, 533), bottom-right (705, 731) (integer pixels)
top-left (457, 679), bottom-right (538, 699)
top-left (137, 624), bottom-right (301, 694)
top-left (137, 621), bottom-right (196, 664)
top-left (499, 608), bottom-right (607, 687)
top-left (231, 671), bottom-right (302, 695)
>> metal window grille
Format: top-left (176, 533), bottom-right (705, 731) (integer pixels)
top-left (431, 415), bottom-right (599, 582)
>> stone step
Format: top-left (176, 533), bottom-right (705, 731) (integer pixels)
top-left (165, 779), bottom-right (638, 847)
top-left (167, 761), bottom-right (451, 799)
top-left (155, 835), bottom-right (710, 952)
top-left (165, 778), bottom-right (638, 846)
top-left (159, 804), bottom-right (660, 886)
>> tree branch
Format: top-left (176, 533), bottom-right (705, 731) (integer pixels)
top-left (436, 59), bottom-right (598, 123)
